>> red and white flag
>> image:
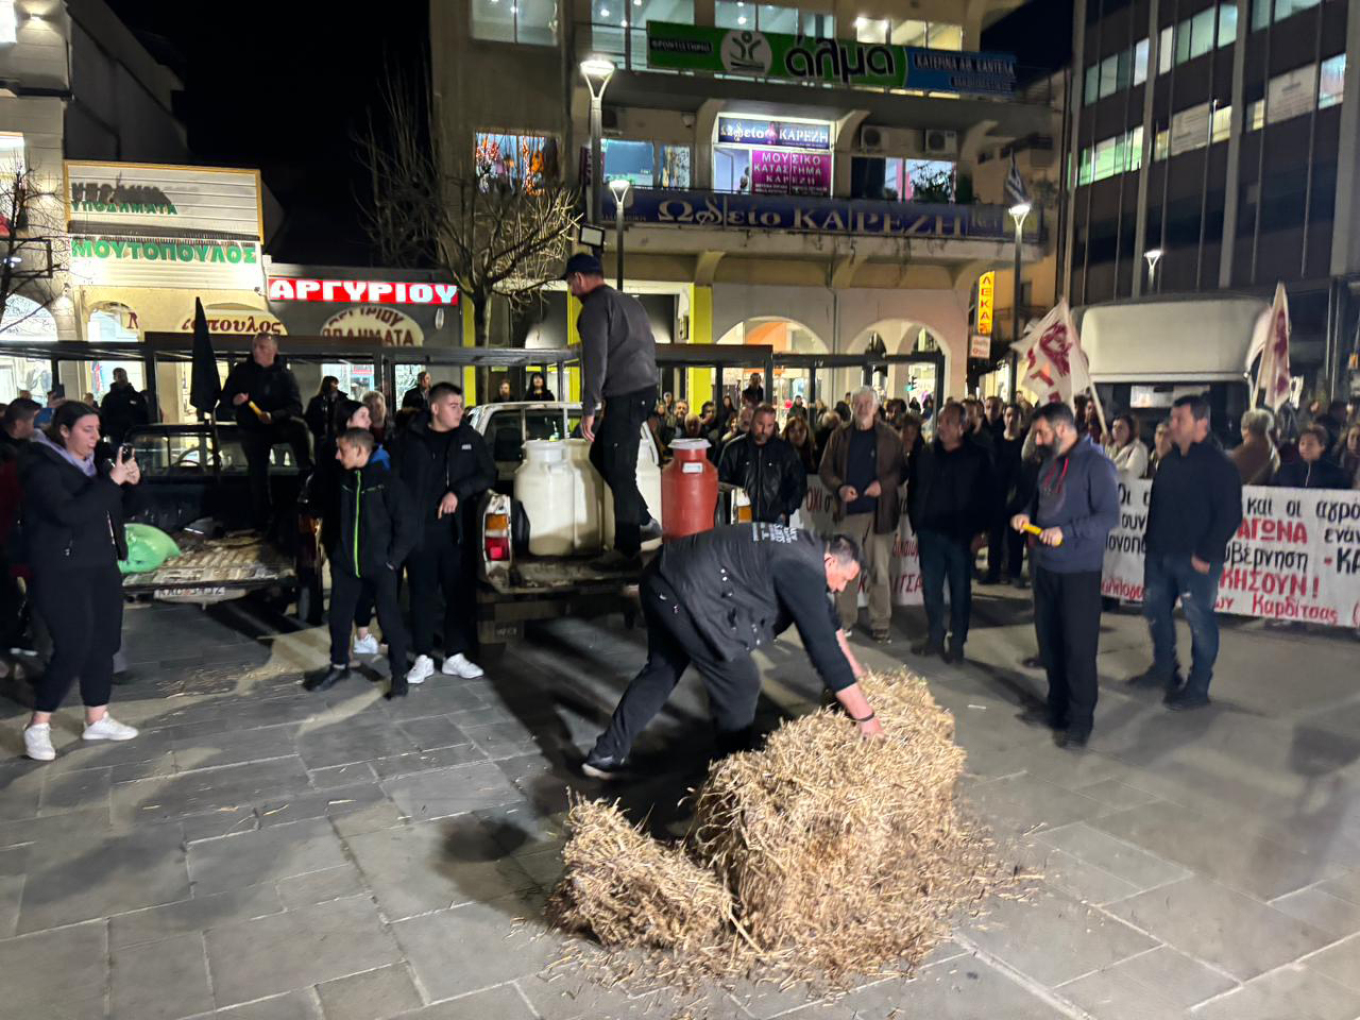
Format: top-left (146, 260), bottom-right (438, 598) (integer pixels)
top-left (1250, 282), bottom-right (1292, 411)
top-left (1011, 299), bottom-right (1093, 407)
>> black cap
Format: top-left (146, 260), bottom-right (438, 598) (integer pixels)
top-left (562, 252), bottom-right (603, 279)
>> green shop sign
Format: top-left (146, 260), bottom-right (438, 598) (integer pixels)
top-left (71, 237), bottom-right (259, 264)
top-left (645, 21), bottom-right (1016, 97)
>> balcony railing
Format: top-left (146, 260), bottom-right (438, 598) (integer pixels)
top-left (608, 189), bottom-right (1043, 244)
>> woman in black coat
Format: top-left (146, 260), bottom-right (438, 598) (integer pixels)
top-left (20, 402), bottom-right (142, 762)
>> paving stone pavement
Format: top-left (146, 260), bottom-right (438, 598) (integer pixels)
top-left (1, 595), bottom-right (1360, 1018)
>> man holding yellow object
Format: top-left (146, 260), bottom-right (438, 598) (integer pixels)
top-left (221, 333), bottom-right (314, 530)
top-left (1011, 402), bottom-right (1119, 749)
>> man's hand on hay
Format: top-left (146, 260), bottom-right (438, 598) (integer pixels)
top-left (834, 683), bottom-right (885, 739)
top-left (857, 715), bottom-right (885, 738)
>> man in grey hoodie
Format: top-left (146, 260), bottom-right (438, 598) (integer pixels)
top-left (1012, 402), bottom-right (1119, 748)
top-left (566, 252), bottom-right (659, 566)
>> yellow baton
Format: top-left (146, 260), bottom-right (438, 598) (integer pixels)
top-left (1022, 523), bottom-right (1063, 546)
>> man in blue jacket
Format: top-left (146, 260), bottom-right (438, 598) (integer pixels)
top-left (1128, 393), bottom-right (1242, 710)
top-left (1012, 402), bottom-right (1119, 748)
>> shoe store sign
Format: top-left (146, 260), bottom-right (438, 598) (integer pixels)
top-left (647, 21), bottom-right (1015, 98)
top-left (1103, 480), bottom-right (1360, 627)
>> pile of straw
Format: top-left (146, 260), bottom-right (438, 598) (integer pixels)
top-left (548, 670), bottom-right (1007, 988)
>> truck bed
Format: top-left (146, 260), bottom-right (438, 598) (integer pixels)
top-left (482, 555), bottom-right (644, 596)
top-left (122, 533), bottom-right (296, 603)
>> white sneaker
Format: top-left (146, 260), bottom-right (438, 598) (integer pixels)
top-left (23, 723), bottom-right (54, 761)
top-left (441, 653), bottom-right (485, 680)
top-left (352, 633), bottom-right (380, 656)
top-left (82, 715), bottom-right (139, 742)
top-left (405, 654), bottom-right (435, 686)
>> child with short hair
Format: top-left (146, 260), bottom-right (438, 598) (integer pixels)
top-left (306, 428), bottom-right (416, 698)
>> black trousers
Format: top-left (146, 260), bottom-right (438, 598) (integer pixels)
top-left (329, 568), bottom-right (408, 676)
top-left (31, 566), bottom-right (123, 713)
top-left (589, 386), bottom-right (655, 556)
top-left (918, 529), bottom-right (972, 649)
top-left (406, 527), bottom-right (474, 658)
top-left (1033, 567), bottom-right (1103, 734)
top-left (987, 515), bottom-right (1026, 580)
top-left (590, 566), bottom-right (760, 762)
top-left (241, 419), bottom-right (314, 527)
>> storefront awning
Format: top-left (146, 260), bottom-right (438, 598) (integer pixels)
top-left (73, 286), bottom-right (281, 342)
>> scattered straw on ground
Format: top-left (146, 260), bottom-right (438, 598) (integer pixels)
top-left (546, 670), bottom-right (1015, 995)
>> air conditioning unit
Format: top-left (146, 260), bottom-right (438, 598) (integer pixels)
top-left (922, 129), bottom-right (958, 156)
top-left (857, 125), bottom-right (914, 154)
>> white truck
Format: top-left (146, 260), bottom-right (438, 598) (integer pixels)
top-left (465, 400), bottom-right (663, 652)
top-left (1076, 293), bottom-right (1270, 446)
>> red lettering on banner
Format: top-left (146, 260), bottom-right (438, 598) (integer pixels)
top-left (1236, 517), bottom-right (1309, 543)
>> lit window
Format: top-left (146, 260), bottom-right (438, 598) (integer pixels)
top-left (1189, 8), bottom-right (1215, 59)
top-left (926, 22), bottom-right (962, 50)
top-left (1128, 126), bottom-right (1144, 171)
top-left (1319, 53), bottom-right (1345, 109)
top-left (1133, 38), bottom-right (1149, 85)
top-left (891, 19), bottom-right (928, 46)
top-left (1217, 4), bottom-right (1238, 46)
top-left (855, 17), bottom-right (888, 43)
top-left (661, 144), bottom-right (691, 187)
top-left (1099, 54), bottom-right (1118, 98)
top-left (757, 4), bottom-right (798, 33)
top-left (1169, 101), bottom-right (1212, 156)
top-left (1211, 103), bottom-right (1231, 142)
top-left (1158, 26), bottom-right (1173, 74)
top-left (472, 0), bottom-right (557, 45)
top-left (799, 11), bottom-right (834, 36)
top-left (1154, 128), bottom-right (1170, 160)
top-left (601, 138), bottom-right (656, 188)
top-left (1084, 64), bottom-right (1099, 105)
top-left (0, 2), bottom-right (15, 45)
top-left (474, 131), bottom-right (559, 192)
top-left (1266, 63), bottom-right (1319, 124)
top-left (1093, 137), bottom-right (1117, 181)
top-left (589, 0), bottom-right (625, 60)
top-left (1248, 99), bottom-right (1265, 130)
top-left (0, 133), bottom-right (24, 174)
top-left (633, 0), bottom-right (695, 69)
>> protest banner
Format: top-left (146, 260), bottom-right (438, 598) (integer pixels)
top-left (1102, 479), bottom-right (1360, 628)
top-left (802, 479), bottom-right (923, 606)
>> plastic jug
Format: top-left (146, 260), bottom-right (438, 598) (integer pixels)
top-left (515, 440), bottom-right (574, 556)
top-left (565, 438), bottom-right (603, 554)
top-left (661, 438), bottom-right (718, 540)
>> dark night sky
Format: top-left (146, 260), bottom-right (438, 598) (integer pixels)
top-left (104, 0), bottom-right (1069, 267)
top-left (105, 0), bottom-right (430, 267)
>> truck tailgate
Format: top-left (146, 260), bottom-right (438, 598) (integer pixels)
top-left (122, 533), bottom-right (295, 603)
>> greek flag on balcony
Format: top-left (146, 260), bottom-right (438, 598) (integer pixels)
top-left (1004, 155), bottom-right (1030, 209)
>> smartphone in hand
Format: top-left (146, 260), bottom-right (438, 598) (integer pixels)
top-left (119, 442), bottom-right (135, 463)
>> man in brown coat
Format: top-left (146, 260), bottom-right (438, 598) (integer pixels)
top-left (819, 387), bottom-right (905, 641)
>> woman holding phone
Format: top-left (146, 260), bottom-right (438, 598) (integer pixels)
top-left (20, 401), bottom-right (142, 761)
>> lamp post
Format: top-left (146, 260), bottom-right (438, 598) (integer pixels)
top-left (609, 177), bottom-right (631, 290)
top-left (1144, 248), bottom-right (1163, 293)
top-left (1008, 200), bottom-right (1032, 397)
top-left (579, 57), bottom-right (616, 226)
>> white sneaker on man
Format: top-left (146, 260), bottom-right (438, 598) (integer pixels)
top-left (405, 654), bottom-right (435, 686)
top-left (441, 653), bottom-right (485, 679)
top-left (352, 633), bottom-right (381, 657)
top-left (23, 723), bottom-right (55, 761)
top-left (82, 715), bottom-right (138, 742)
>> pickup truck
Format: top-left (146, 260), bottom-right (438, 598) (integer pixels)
top-left (466, 400), bottom-right (662, 650)
top-left (122, 422), bottom-right (304, 611)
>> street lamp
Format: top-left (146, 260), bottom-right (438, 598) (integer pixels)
top-left (609, 177), bottom-right (631, 290)
top-left (579, 57), bottom-right (616, 226)
top-left (1144, 248), bottom-right (1163, 293)
top-left (1008, 200), bottom-right (1032, 397)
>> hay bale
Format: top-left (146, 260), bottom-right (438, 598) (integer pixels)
top-left (547, 797), bottom-right (733, 953)
top-left (688, 671), bottom-right (986, 979)
top-left (550, 671), bottom-right (1005, 987)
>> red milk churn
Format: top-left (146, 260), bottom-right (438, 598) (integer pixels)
top-left (661, 438), bottom-right (718, 540)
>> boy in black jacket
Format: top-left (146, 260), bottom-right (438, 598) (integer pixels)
top-left (307, 429), bottom-right (416, 698)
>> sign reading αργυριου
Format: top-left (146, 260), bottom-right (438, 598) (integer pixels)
top-left (645, 21), bottom-right (1015, 97)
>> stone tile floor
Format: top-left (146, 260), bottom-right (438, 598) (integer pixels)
top-left (1, 591), bottom-right (1360, 1019)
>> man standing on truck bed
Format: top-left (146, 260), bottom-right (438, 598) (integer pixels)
top-left (221, 333), bottom-right (314, 530)
top-left (565, 252), bottom-right (659, 568)
top-left (389, 382), bottom-right (495, 686)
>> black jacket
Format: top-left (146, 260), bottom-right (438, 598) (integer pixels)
top-left (907, 438), bottom-right (992, 541)
top-left (388, 412), bottom-right (495, 538)
top-left (220, 358), bottom-right (303, 432)
top-left (401, 386), bottom-right (429, 411)
top-left (305, 392), bottom-right (339, 441)
top-left (1146, 440), bottom-right (1243, 563)
top-left (20, 439), bottom-right (140, 574)
top-left (101, 382), bottom-right (150, 440)
top-left (333, 458), bottom-right (418, 578)
top-left (718, 435), bottom-right (807, 523)
top-left (576, 284), bottom-right (659, 418)
top-left (1274, 457), bottom-right (1352, 490)
top-left (658, 524), bottom-right (855, 691)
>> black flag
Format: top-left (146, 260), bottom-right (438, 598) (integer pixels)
top-left (189, 297), bottom-right (220, 417)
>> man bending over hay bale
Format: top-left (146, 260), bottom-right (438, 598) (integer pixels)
top-left (582, 524), bottom-right (883, 780)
